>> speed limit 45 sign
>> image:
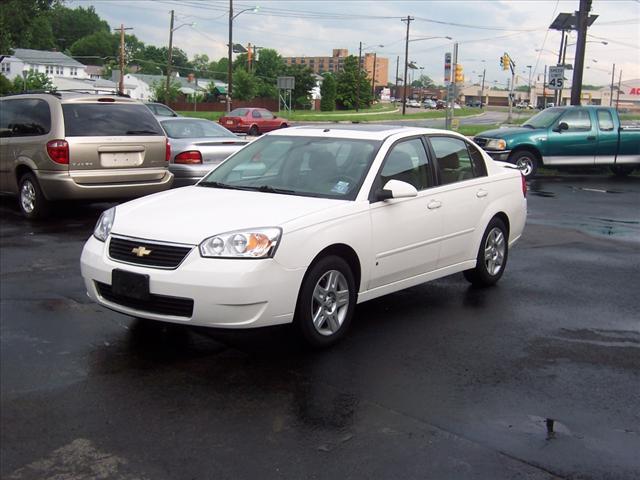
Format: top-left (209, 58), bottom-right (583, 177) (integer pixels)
top-left (548, 66), bottom-right (565, 90)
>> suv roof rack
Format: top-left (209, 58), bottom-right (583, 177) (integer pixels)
top-left (2, 89), bottom-right (131, 98)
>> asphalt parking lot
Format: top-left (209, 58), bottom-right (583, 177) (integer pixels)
top-left (1, 173), bottom-right (639, 480)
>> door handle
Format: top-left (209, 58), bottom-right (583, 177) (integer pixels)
top-left (427, 200), bottom-right (442, 210)
top-left (586, 136), bottom-right (596, 140)
top-left (476, 189), bottom-right (488, 198)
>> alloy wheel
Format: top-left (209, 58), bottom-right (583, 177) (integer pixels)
top-left (20, 180), bottom-right (36, 214)
top-left (484, 227), bottom-right (506, 276)
top-left (311, 270), bottom-right (350, 336)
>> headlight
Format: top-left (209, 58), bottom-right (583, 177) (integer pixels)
top-left (93, 207), bottom-right (115, 242)
top-left (199, 227), bottom-right (282, 258)
top-left (485, 139), bottom-right (507, 150)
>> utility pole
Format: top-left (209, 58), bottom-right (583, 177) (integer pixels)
top-left (555, 30), bottom-right (565, 105)
top-left (116, 24), bottom-right (133, 95)
top-left (450, 42), bottom-right (458, 126)
top-left (227, 0), bottom-right (233, 113)
top-left (401, 16), bottom-right (414, 115)
top-left (356, 41), bottom-right (362, 112)
top-left (615, 70), bottom-right (622, 110)
top-left (609, 63), bottom-right (616, 106)
top-left (543, 65), bottom-right (547, 107)
top-left (395, 55), bottom-right (399, 104)
top-left (371, 52), bottom-right (377, 99)
top-left (571, 0), bottom-right (592, 105)
top-left (165, 10), bottom-right (174, 98)
top-left (480, 68), bottom-right (486, 108)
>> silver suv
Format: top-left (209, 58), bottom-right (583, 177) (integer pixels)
top-left (0, 92), bottom-right (173, 218)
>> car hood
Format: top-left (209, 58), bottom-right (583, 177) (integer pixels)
top-left (110, 186), bottom-right (347, 245)
top-left (474, 126), bottom-right (539, 139)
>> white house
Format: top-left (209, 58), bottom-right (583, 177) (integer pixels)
top-left (1, 48), bottom-right (88, 81)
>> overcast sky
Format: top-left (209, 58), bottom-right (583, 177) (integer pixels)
top-left (70, 0), bottom-right (639, 87)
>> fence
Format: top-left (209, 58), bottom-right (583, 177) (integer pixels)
top-left (169, 98), bottom-right (279, 112)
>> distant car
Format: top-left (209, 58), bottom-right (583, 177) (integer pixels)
top-left (516, 102), bottom-right (533, 110)
top-left (436, 100), bottom-right (446, 109)
top-left (406, 99), bottom-right (421, 108)
top-left (145, 102), bottom-right (179, 117)
top-left (466, 100), bottom-right (482, 108)
top-left (218, 108), bottom-right (288, 136)
top-left (0, 92), bottom-right (173, 219)
top-left (158, 117), bottom-right (249, 187)
top-left (422, 99), bottom-right (437, 109)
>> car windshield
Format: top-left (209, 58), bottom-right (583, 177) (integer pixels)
top-left (522, 108), bottom-right (564, 129)
top-left (228, 108), bottom-right (249, 117)
top-left (161, 119), bottom-right (238, 139)
top-left (199, 135), bottom-right (381, 200)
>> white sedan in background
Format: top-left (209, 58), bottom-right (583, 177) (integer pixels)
top-left (81, 125), bottom-right (527, 347)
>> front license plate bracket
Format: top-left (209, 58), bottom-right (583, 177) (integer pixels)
top-left (111, 269), bottom-right (150, 300)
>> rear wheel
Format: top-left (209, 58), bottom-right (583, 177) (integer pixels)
top-left (610, 165), bottom-right (634, 177)
top-left (510, 150), bottom-right (539, 178)
top-left (248, 125), bottom-right (259, 136)
top-left (294, 255), bottom-right (356, 348)
top-left (280, 123), bottom-right (288, 129)
top-left (18, 172), bottom-right (50, 219)
top-left (464, 217), bottom-right (509, 287)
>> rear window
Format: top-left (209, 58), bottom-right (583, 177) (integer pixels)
top-left (62, 103), bottom-right (164, 137)
top-left (229, 108), bottom-right (249, 117)
top-left (161, 119), bottom-right (237, 139)
top-left (0, 98), bottom-right (51, 137)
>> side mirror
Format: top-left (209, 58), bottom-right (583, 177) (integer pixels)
top-left (553, 122), bottom-right (569, 132)
top-left (376, 179), bottom-right (418, 201)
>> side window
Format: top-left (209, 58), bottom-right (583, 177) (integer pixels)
top-left (0, 99), bottom-right (51, 137)
top-left (379, 138), bottom-right (432, 191)
top-left (252, 110), bottom-right (262, 119)
top-left (559, 109), bottom-right (592, 131)
top-left (597, 110), bottom-right (614, 131)
top-left (260, 110), bottom-right (274, 119)
top-left (429, 136), bottom-right (480, 185)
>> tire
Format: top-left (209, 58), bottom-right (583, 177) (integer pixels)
top-left (248, 125), bottom-right (259, 136)
top-left (610, 165), bottom-right (634, 177)
top-left (280, 123), bottom-right (288, 129)
top-left (18, 172), bottom-right (50, 219)
top-left (510, 150), bottom-right (539, 178)
top-left (294, 255), bottom-right (356, 348)
top-left (464, 217), bottom-right (509, 287)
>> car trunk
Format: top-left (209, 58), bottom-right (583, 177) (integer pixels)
top-left (195, 140), bottom-right (247, 164)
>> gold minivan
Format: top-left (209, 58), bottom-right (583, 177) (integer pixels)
top-left (0, 92), bottom-right (173, 219)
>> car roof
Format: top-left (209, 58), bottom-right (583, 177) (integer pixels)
top-left (157, 116), bottom-right (210, 122)
top-left (268, 125), bottom-right (467, 141)
top-left (1, 91), bottom-right (139, 104)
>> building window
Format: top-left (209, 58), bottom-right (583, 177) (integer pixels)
top-left (0, 62), bottom-right (10, 74)
top-left (45, 65), bottom-right (54, 74)
top-left (70, 67), bottom-right (78, 76)
top-left (55, 65), bottom-right (63, 75)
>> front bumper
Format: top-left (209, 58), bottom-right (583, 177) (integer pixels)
top-left (483, 150), bottom-right (512, 162)
top-left (80, 235), bottom-right (306, 328)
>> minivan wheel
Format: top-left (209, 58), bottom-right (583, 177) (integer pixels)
top-left (510, 151), bottom-right (539, 178)
top-left (19, 173), bottom-right (50, 219)
top-left (295, 255), bottom-right (356, 348)
top-left (464, 217), bottom-right (509, 287)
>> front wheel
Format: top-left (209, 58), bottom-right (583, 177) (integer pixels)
top-left (464, 218), bottom-right (509, 287)
top-left (610, 165), bottom-right (634, 177)
top-left (294, 255), bottom-right (356, 348)
top-left (19, 172), bottom-right (51, 219)
top-left (510, 150), bottom-right (539, 178)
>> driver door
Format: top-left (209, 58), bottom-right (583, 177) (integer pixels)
top-left (545, 108), bottom-right (597, 165)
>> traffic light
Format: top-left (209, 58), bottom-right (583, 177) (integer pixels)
top-left (454, 64), bottom-right (464, 83)
top-left (502, 53), bottom-right (510, 71)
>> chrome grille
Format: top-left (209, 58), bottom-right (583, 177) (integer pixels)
top-left (108, 236), bottom-right (193, 269)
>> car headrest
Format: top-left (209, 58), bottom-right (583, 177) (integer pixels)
top-left (439, 152), bottom-right (459, 169)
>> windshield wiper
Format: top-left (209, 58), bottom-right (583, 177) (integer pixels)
top-left (521, 124), bottom-right (536, 128)
top-left (125, 129), bottom-right (161, 135)
top-left (198, 181), bottom-right (243, 190)
top-left (254, 185), bottom-right (297, 195)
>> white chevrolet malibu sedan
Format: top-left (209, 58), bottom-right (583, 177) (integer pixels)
top-left (81, 125), bottom-right (527, 347)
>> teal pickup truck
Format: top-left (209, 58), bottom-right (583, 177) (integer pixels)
top-left (474, 106), bottom-right (640, 178)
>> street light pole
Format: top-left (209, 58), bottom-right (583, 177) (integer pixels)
top-left (571, 0), bottom-right (592, 105)
top-left (165, 10), bottom-right (174, 96)
top-left (610, 63), bottom-right (616, 107)
top-left (227, 0), bottom-right (233, 113)
top-left (480, 68), bottom-right (486, 108)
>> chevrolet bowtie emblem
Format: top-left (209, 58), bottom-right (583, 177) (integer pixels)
top-left (131, 246), bottom-right (152, 257)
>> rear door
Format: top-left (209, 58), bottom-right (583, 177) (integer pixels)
top-left (62, 100), bottom-right (167, 183)
top-left (594, 109), bottom-right (618, 165)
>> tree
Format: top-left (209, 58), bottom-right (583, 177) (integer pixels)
top-left (69, 31), bottom-right (118, 65)
top-left (320, 73), bottom-right (337, 111)
top-left (0, 0), bottom-right (59, 54)
top-left (151, 80), bottom-right (181, 103)
top-left (233, 68), bottom-right (257, 101)
top-left (49, 5), bottom-right (110, 51)
top-left (12, 71), bottom-right (54, 92)
top-left (191, 54), bottom-right (210, 78)
top-left (212, 57), bottom-right (229, 81)
top-left (286, 64), bottom-right (316, 109)
top-left (0, 73), bottom-right (14, 95)
top-left (335, 55), bottom-right (372, 109)
top-left (253, 48), bottom-right (284, 98)
top-left (411, 74), bottom-right (435, 88)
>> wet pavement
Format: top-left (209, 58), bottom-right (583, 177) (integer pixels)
top-left (1, 173), bottom-right (639, 479)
